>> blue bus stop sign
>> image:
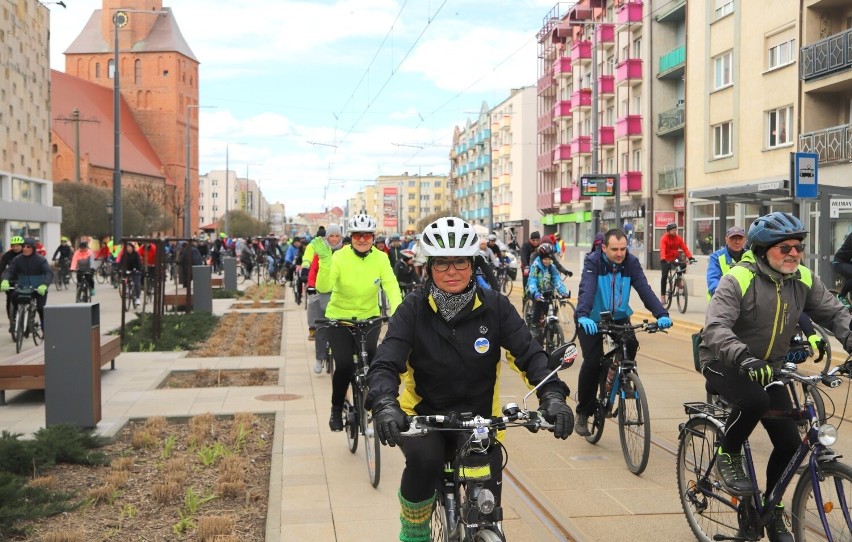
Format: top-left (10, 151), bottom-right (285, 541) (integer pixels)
top-left (793, 152), bottom-right (818, 199)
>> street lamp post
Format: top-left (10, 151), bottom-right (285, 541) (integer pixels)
top-left (185, 104), bottom-right (215, 238)
top-left (106, 201), bottom-right (114, 239)
top-left (111, 8), bottom-right (167, 243)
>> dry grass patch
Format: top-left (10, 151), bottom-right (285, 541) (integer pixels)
top-left (188, 312), bottom-right (282, 358)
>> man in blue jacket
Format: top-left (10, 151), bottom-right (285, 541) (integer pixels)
top-left (573, 229), bottom-right (672, 436)
top-left (706, 226), bottom-right (746, 298)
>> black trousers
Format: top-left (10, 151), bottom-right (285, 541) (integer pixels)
top-left (703, 360), bottom-right (800, 493)
top-left (575, 319), bottom-right (637, 416)
top-left (327, 324), bottom-right (380, 407)
top-left (400, 431), bottom-right (503, 504)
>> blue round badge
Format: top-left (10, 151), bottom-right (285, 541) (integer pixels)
top-left (474, 337), bottom-right (490, 354)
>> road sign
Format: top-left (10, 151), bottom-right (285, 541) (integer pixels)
top-left (830, 198), bottom-right (852, 218)
top-left (793, 152), bottom-right (818, 198)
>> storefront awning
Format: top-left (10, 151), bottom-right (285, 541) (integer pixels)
top-left (689, 179), bottom-right (791, 203)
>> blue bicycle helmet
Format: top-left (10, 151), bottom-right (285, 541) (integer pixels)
top-left (747, 212), bottom-right (807, 248)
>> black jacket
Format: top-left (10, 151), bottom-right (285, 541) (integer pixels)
top-left (1, 253), bottom-right (54, 288)
top-left (519, 241), bottom-right (536, 268)
top-left (0, 250), bottom-right (21, 277)
top-left (367, 284), bottom-right (568, 417)
top-left (834, 232), bottom-right (852, 264)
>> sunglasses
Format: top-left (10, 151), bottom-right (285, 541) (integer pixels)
top-left (351, 232), bottom-right (374, 241)
top-left (771, 243), bottom-right (805, 255)
top-left (431, 258), bottom-right (472, 272)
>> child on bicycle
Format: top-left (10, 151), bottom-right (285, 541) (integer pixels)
top-left (526, 243), bottom-right (570, 343)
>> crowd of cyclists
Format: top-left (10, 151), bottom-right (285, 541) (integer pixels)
top-left (4, 207), bottom-right (852, 541)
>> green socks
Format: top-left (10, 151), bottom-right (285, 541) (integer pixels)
top-left (399, 490), bottom-right (434, 542)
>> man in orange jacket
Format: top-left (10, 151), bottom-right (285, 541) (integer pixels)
top-left (660, 222), bottom-right (696, 304)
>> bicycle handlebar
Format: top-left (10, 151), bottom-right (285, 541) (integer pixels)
top-left (400, 407), bottom-right (553, 438)
top-left (598, 320), bottom-right (662, 335)
top-left (314, 316), bottom-right (390, 330)
top-left (773, 361), bottom-right (852, 390)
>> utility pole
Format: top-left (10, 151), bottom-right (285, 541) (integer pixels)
top-left (54, 109), bottom-right (98, 183)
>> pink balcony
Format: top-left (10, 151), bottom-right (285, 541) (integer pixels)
top-left (597, 23), bottom-right (615, 44)
top-left (553, 100), bottom-right (572, 119)
top-left (570, 40), bottom-right (592, 63)
top-left (615, 115), bottom-right (643, 138)
top-left (617, 1), bottom-right (644, 25)
top-left (537, 71), bottom-right (554, 94)
top-left (557, 187), bottom-right (573, 205)
top-left (537, 192), bottom-right (557, 212)
top-left (571, 136), bottom-right (591, 155)
top-left (537, 111), bottom-right (554, 133)
top-left (598, 74), bottom-right (615, 95)
top-left (570, 185), bottom-right (589, 201)
top-left (571, 88), bottom-right (592, 109)
top-left (553, 144), bottom-right (572, 162)
top-left (616, 58), bottom-right (643, 84)
top-left (553, 57), bottom-right (572, 79)
top-left (537, 152), bottom-right (555, 172)
top-left (599, 126), bottom-right (614, 146)
top-left (620, 171), bottom-right (642, 192)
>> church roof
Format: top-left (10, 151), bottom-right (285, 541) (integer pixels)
top-left (64, 8), bottom-right (197, 61)
top-left (51, 69), bottom-right (169, 181)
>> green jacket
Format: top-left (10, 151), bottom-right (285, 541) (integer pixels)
top-left (316, 245), bottom-right (402, 320)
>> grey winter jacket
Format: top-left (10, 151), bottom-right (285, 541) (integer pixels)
top-left (699, 251), bottom-right (852, 370)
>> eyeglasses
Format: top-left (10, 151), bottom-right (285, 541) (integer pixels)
top-left (22, 245), bottom-right (34, 250)
top-left (771, 243), bottom-right (805, 255)
top-left (431, 258), bottom-right (472, 272)
top-left (351, 232), bottom-right (374, 241)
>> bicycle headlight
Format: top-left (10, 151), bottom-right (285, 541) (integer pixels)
top-left (818, 424), bottom-right (838, 446)
top-left (477, 489), bottom-right (496, 515)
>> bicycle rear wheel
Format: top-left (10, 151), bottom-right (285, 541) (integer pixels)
top-left (54, 273), bottom-right (64, 291)
top-left (361, 392), bottom-right (381, 488)
top-left (676, 417), bottom-right (739, 542)
top-left (430, 497), bottom-right (450, 542)
top-left (791, 460), bottom-right (852, 541)
top-left (617, 371), bottom-right (651, 475)
top-left (585, 393), bottom-right (607, 444)
top-left (676, 278), bottom-right (688, 314)
top-left (96, 267), bottom-right (107, 285)
top-left (559, 299), bottom-right (577, 343)
top-left (343, 384), bottom-right (359, 453)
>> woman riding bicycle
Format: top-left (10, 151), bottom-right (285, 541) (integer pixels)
top-left (313, 212), bottom-right (402, 432)
top-left (365, 216), bottom-right (574, 542)
top-left (698, 211), bottom-right (852, 542)
top-left (70, 241), bottom-right (96, 297)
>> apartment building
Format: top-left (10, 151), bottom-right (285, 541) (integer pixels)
top-left (198, 170), bottom-right (237, 228)
top-left (347, 173), bottom-right (450, 235)
top-left (0, 0), bottom-right (62, 248)
top-left (451, 109), bottom-right (493, 228)
top-left (536, 0), bottom-right (657, 266)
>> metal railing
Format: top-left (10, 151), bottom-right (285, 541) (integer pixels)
top-left (799, 123), bottom-right (852, 163)
top-left (657, 105), bottom-right (684, 133)
top-left (657, 167), bottom-right (684, 192)
top-left (800, 27), bottom-right (852, 80)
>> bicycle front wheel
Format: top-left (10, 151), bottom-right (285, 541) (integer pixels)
top-left (472, 529), bottom-right (504, 541)
top-left (791, 460), bottom-right (852, 541)
top-left (501, 274), bottom-right (513, 297)
top-left (31, 306), bottom-right (42, 346)
top-left (664, 279), bottom-right (674, 310)
top-left (15, 305), bottom-right (27, 354)
top-left (617, 371), bottom-right (651, 475)
top-left (676, 278), bottom-right (688, 314)
top-left (676, 417), bottom-right (739, 542)
top-left (361, 392), bottom-right (381, 488)
top-left (343, 384), bottom-right (359, 454)
top-left (430, 497), bottom-right (450, 542)
top-left (96, 267), bottom-right (107, 285)
top-left (543, 323), bottom-right (565, 355)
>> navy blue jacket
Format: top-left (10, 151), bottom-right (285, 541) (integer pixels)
top-left (576, 250), bottom-right (667, 323)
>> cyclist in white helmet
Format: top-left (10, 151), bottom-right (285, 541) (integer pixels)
top-left (366, 216), bottom-right (575, 541)
top-left (312, 212), bottom-right (402, 431)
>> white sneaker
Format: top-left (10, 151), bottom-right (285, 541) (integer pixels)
top-left (313, 360), bottom-right (323, 374)
top-left (134, 298), bottom-right (140, 308)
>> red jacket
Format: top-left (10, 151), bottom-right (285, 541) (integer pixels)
top-left (140, 244), bottom-right (157, 266)
top-left (660, 233), bottom-right (692, 262)
top-left (307, 254), bottom-right (320, 288)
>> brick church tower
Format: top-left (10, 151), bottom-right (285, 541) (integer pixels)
top-left (63, 0), bottom-right (200, 235)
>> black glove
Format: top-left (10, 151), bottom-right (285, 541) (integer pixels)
top-left (565, 270), bottom-right (574, 278)
top-left (539, 391), bottom-right (574, 439)
top-left (688, 257), bottom-right (697, 264)
top-left (739, 357), bottom-right (773, 387)
top-left (373, 396), bottom-right (406, 447)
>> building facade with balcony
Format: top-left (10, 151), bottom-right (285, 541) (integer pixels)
top-left (1, 0), bottom-right (62, 251)
top-left (799, 0), bottom-right (852, 270)
top-left (490, 87), bottom-right (538, 241)
top-left (536, 0), bottom-right (661, 266)
top-left (685, 0), bottom-right (801, 257)
top-left (198, 170), bottom-right (239, 230)
top-left (451, 108), bottom-right (494, 229)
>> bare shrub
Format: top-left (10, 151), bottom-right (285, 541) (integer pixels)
top-left (42, 530), bottom-right (85, 542)
top-left (216, 480), bottom-right (246, 499)
top-left (111, 456), bottom-right (134, 472)
top-left (143, 416), bottom-right (168, 434)
top-left (151, 481), bottom-right (180, 504)
top-left (86, 484), bottom-right (117, 505)
top-left (105, 470), bottom-right (129, 488)
top-left (196, 515), bottom-right (235, 541)
top-left (131, 430), bottom-right (155, 449)
top-left (28, 475), bottom-right (55, 490)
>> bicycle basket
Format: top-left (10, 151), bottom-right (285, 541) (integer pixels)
top-left (454, 452), bottom-right (492, 482)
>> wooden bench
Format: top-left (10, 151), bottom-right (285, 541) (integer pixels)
top-left (211, 277), bottom-right (223, 288)
top-left (0, 335), bottom-right (121, 406)
top-left (163, 293), bottom-right (192, 310)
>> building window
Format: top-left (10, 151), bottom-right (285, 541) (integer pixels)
top-left (95, 63), bottom-right (100, 78)
top-left (713, 122), bottom-right (733, 158)
top-left (766, 106), bottom-right (792, 148)
top-left (715, 0), bottom-right (733, 19)
top-left (713, 52), bottom-right (732, 89)
top-left (134, 59), bottom-right (141, 84)
top-left (768, 39), bottom-right (795, 70)
top-left (108, 59), bottom-right (115, 79)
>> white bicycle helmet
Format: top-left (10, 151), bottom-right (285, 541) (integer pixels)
top-left (420, 217), bottom-right (479, 257)
top-left (348, 212), bottom-right (377, 233)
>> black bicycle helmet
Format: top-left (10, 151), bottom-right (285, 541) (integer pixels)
top-left (537, 242), bottom-right (555, 258)
top-left (666, 222), bottom-right (678, 231)
top-left (747, 212), bottom-right (807, 248)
